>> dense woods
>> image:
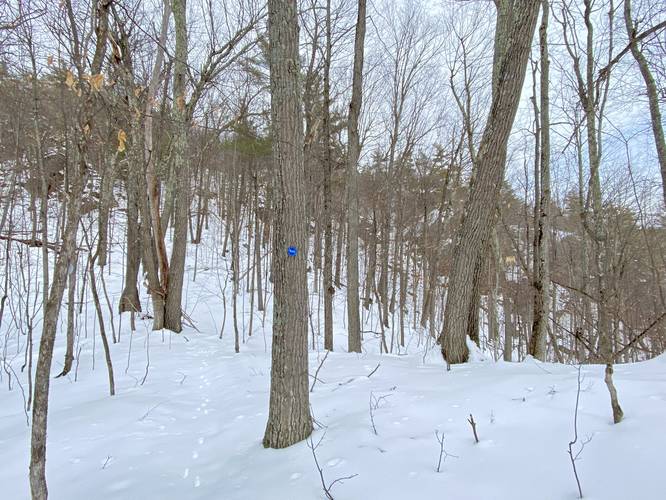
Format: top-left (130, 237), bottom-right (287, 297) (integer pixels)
top-left (0, 0), bottom-right (665, 498)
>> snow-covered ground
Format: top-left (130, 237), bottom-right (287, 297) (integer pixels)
top-left (1, 231), bottom-right (665, 499)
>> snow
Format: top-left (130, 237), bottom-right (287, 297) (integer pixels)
top-left (1, 235), bottom-right (665, 499)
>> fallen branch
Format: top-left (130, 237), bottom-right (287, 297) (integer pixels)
top-left (367, 363), bottom-right (381, 378)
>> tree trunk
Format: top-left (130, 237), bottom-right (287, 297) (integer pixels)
top-left (323, 0), bottom-right (334, 352)
top-left (164, 0), bottom-right (190, 333)
top-left (529, 0), bottom-right (551, 361)
top-left (441, 1), bottom-right (540, 364)
top-left (119, 174), bottom-right (142, 314)
top-left (30, 2), bottom-right (110, 496)
top-left (624, 0), bottom-right (666, 207)
top-left (263, 0), bottom-right (313, 449)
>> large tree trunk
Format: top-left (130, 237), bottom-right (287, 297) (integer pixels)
top-left (440, 0), bottom-right (540, 364)
top-left (263, 0), bottom-right (313, 449)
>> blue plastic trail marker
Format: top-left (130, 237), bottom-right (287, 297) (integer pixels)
top-left (287, 246), bottom-right (298, 257)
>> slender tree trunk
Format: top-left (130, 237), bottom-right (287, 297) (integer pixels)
top-left (145, 0), bottom-right (172, 293)
top-left (323, 0), bottom-right (334, 352)
top-left (164, 0), bottom-right (190, 333)
top-left (119, 175), bottom-right (142, 314)
top-left (254, 172), bottom-right (264, 312)
top-left (529, 0), bottom-right (551, 360)
top-left (58, 255), bottom-right (77, 377)
top-left (30, 2), bottom-right (110, 496)
top-left (624, 0), bottom-right (666, 207)
top-left (263, 0), bottom-right (313, 448)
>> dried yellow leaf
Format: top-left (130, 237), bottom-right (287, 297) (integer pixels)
top-left (47, 55), bottom-right (54, 66)
top-left (89, 73), bottom-right (104, 91)
top-left (65, 70), bottom-right (75, 90)
top-left (117, 129), bottom-right (127, 153)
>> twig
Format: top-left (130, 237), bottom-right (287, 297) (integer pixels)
top-left (367, 363), bottom-right (381, 378)
top-left (310, 350), bottom-right (330, 392)
top-left (435, 430), bottom-right (458, 472)
top-left (307, 432), bottom-right (358, 500)
top-left (568, 365), bottom-right (584, 499)
top-left (467, 414), bottom-right (479, 443)
top-left (181, 310), bottom-right (201, 332)
top-left (369, 392), bottom-right (392, 435)
top-left (138, 401), bottom-right (165, 422)
top-left (613, 312), bottom-right (666, 361)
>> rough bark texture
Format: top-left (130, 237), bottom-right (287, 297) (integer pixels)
top-left (119, 173), bottom-right (142, 313)
top-left (263, 0), bottom-right (313, 449)
top-left (58, 255), bottom-right (78, 377)
top-left (144, 0), bottom-right (171, 298)
top-left (164, 0), bottom-right (190, 333)
top-left (440, 1), bottom-right (540, 364)
top-left (529, 0), bottom-right (551, 361)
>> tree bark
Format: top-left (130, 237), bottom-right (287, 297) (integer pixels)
top-left (163, 0), bottom-right (190, 333)
top-left (323, 0), bottom-right (334, 352)
top-left (529, 0), bottom-right (551, 361)
top-left (263, 0), bottom-right (313, 449)
top-left (440, 0), bottom-right (540, 364)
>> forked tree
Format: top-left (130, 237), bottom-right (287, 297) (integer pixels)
top-left (440, 0), bottom-right (540, 364)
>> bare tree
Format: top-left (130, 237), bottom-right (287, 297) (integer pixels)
top-left (440, 0), bottom-right (540, 364)
top-left (346, 0), bottom-right (366, 354)
top-left (529, 0), bottom-right (551, 361)
top-left (30, 1), bottom-right (112, 497)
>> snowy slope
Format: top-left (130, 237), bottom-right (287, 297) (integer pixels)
top-left (1, 234), bottom-right (665, 500)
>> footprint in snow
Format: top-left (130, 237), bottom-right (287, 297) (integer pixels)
top-left (183, 468), bottom-right (190, 479)
top-left (194, 476), bottom-right (201, 488)
top-left (192, 451), bottom-right (199, 459)
top-left (290, 473), bottom-right (302, 480)
top-left (326, 458), bottom-right (345, 467)
top-left (198, 437), bottom-right (205, 445)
